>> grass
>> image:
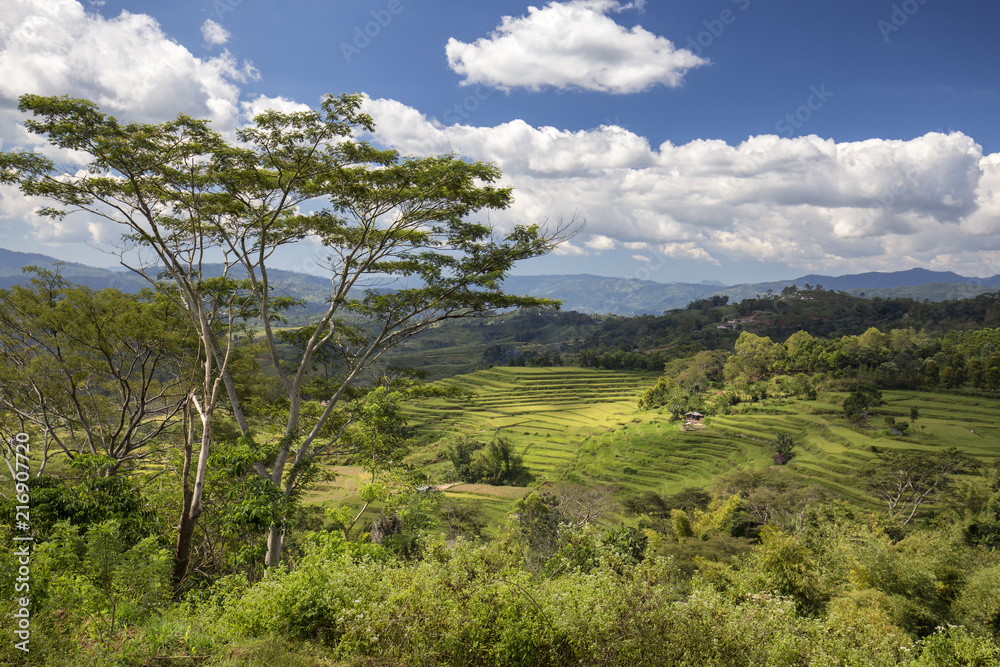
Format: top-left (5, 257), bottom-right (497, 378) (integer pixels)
top-left (393, 370), bottom-right (1000, 518)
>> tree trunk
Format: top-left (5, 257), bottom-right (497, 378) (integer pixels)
top-left (173, 395), bottom-right (210, 585)
top-left (264, 523), bottom-right (285, 569)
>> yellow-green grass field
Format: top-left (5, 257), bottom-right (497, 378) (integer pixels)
top-left (391, 368), bottom-right (1000, 517)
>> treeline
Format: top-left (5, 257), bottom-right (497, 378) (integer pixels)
top-left (636, 326), bottom-right (1000, 420)
top-left (575, 288), bottom-right (1000, 370)
top-left (724, 326), bottom-right (1000, 391)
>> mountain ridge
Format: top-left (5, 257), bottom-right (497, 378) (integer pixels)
top-left (1, 249), bottom-right (997, 316)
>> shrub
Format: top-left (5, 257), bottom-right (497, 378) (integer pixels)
top-left (952, 563), bottom-right (1000, 639)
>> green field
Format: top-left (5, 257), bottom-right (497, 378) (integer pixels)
top-left (406, 366), bottom-right (660, 472)
top-left (398, 367), bottom-right (1000, 512)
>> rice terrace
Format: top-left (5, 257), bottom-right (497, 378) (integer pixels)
top-left (394, 367), bottom-right (1000, 512)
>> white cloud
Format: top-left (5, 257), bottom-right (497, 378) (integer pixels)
top-left (659, 242), bottom-right (720, 265)
top-left (584, 234), bottom-right (616, 251)
top-left (362, 96), bottom-right (1000, 276)
top-left (552, 241), bottom-right (590, 256)
top-left (241, 94), bottom-right (313, 120)
top-left (445, 0), bottom-right (707, 94)
top-left (0, 0), bottom-right (256, 127)
top-left (631, 254), bottom-right (650, 262)
top-left (201, 19), bottom-right (230, 46)
top-left (0, 0), bottom-right (260, 246)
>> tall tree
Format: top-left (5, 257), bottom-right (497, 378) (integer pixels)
top-left (1, 93), bottom-right (569, 572)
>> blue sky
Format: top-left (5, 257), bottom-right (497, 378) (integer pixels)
top-left (2, 0), bottom-right (999, 284)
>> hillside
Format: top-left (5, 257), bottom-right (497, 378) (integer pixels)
top-left (398, 368), bottom-right (1000, 510)
top-left (501, 274), bottom-right (721, 315)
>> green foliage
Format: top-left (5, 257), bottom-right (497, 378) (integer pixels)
top-left (912, 625), bottom-right (1000, 665)
top-left (448, 434), bottom-right (529, 486)
top-left (825, 588), bottom-right (911, 656)
top-left (0, 269), bottom-right (196, 471)
top-left (862, 447), bottom-right (979, 527)
top-left (724, 526), bottom-right (823, 614)
top-left (34, 520), bottom-right (171, 644)
top-left (941, 469), bottom-right (1000, 549)
top-left (623, 488), bottom-right (711, 536)
top-left (724, 332), bottom-right (784, 383)
top-left (445, 435), bottom-right (482, 482)
top-left (952, 564), bottom-right (1000, 639)
top-left (772, 432), bottom-right (795, 459)
top-left (671, 509), bottom-right (694, 539)
top-left (843, 382), bottom-right (883, 423)
top-left (1, 459), bottom-right (161, 544)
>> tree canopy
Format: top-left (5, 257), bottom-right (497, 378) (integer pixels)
top-left (0, 92), bottom-right (569, 573)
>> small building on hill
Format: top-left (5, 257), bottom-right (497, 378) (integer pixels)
top-left (684, 411), bottom-right (705, 423)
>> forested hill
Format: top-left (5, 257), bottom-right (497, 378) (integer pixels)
top-left (502, 270), bottom-right (1000, 315)
top-left (383, 286), bottom-right (1000, 378)
top-left (3, 248), bottom-right (999, 316)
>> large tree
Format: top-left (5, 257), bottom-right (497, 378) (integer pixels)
top-left (0, 93), bottom-right (568, 574)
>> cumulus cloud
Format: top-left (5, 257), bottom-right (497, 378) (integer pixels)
top-left (201, 19), bottom-right (230, 46)
top-left (659, 242), bottom-right (720, 265)
top-left (0, 0), bottom-right (256, 127)
top-left (362, 96), bottom-right (1000, 276)
top-left (445, 0), bottom-right (707, 94)
top-left (584, 234), bottom-right (616, 251)
top-left (0, 0), bottom-right (258, 245)
top-left (553, 241), bottom-right (590, 256)
top-left (241, 94), bottom-right (313, 120)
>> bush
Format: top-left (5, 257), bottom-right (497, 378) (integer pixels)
top-left (952, 563), bottom-right (1000, 639)
top-left (912, 624), bottom-right (1000, 665)
top-left (448, 435), bottom-right (530, 485)
top-left (33, 520), bottom-right (171, 644)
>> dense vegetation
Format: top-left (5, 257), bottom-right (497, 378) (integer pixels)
top-left (378, 287), bottom-right (1000, 379)
top-left (3, 304), bottom-right (1000, 664)
top-left (2, 92), bottom-right (1000, 665)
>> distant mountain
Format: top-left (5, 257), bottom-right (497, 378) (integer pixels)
top-left (714, 268), bottom-right (1000, 305)
top-left (2, 250), bottom-right (997, 316)
top-left (786, 268), bottom-right (1000, 290)
top-left (501, 274), bottom-right (719, 316)
top-left (0, 248), bottom-right (150, 291)
top-left (0, 248), bottom-right (336, 318)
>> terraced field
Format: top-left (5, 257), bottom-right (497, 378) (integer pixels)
top-left (405, 366), bottom-right (661, 473)
top-left (402, 369), bottom-right (1000, 511)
